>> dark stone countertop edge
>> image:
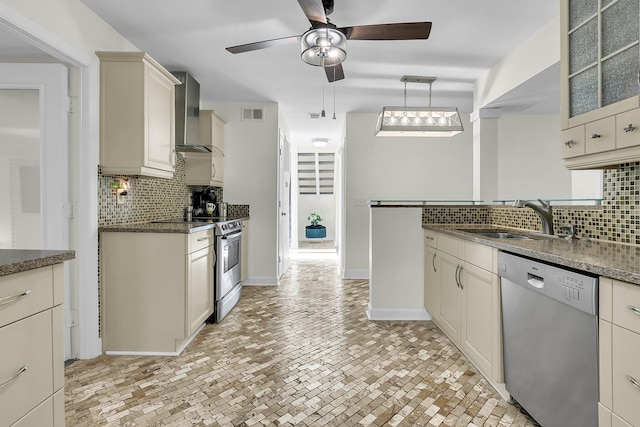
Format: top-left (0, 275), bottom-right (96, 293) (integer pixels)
top-left (0, 249), bottom-right (76, 277)
top-left (423, 224), bottom-right (640, 286)
top-left (99, 215), bottom-right (250, 234)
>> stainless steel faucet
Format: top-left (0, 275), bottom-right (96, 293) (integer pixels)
top-left (513, 199), bottom-right (554, 235)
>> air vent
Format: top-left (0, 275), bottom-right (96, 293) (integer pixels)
top-left (241, 107), bottom-right (264, 121)
top-left (309, 113), bottom-right (320, 119)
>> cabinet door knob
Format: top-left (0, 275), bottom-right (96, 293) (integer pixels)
top-left (590, 133), bottom-right (601, 139)
top-left (564, 140), bottom-right (575, 148)
top-left (624, 124), bottom-right (636, 133)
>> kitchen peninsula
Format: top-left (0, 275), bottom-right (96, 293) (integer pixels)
top-left (1, 249), bottom-right (75, 427)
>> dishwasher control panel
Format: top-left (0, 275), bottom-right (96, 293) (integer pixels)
top-left (498, 252), bottom-right (598, 315)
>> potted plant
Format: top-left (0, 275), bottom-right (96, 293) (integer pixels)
top-left (305, 210), bottom-right (326, 238)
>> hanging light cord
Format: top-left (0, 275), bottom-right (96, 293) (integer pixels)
top-left (332, 67), bottom-right (336, 119)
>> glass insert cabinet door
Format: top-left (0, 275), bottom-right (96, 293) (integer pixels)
top-left (565, 0), bottom-right (640, 119)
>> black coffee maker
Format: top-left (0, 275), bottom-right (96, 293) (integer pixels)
top-left (192, 188), bottom-right (217, 217)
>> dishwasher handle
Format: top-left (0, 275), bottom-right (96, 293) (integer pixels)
top-left (527, 273), bottom-right (544, 289)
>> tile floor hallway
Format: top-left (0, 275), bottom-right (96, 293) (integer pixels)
top-left (65, 256), bottom-right (537, 426)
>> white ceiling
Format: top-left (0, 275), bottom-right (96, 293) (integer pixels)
top-left (1, 0), bottom-right (560, 149)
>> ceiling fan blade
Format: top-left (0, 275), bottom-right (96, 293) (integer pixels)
top-left (338, 22), bottom-right (432, 40)
top-left (297, 0), bottom-right (327, 25)
top-left (325, 64), bottom-right (344, 82)
top-left (226, 35), bottom-right (301, 54)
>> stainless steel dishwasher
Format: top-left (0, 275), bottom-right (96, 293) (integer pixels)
top-left (498, 252), bottom-right (598, 427)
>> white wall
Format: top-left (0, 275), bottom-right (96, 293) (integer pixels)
top-left (497, 114), bottom-right (572, 199)
top-left (298, 195), bottom-right (335, 241)
top-left (203, 101), bottom-right (280, 285)
top-left (344, 112), bottom-right (474, 278)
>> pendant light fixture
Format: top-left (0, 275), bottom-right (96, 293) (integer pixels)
top-left (375, 76), bottom-right (463, 137)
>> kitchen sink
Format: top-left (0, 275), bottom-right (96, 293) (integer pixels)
top-left (459, 229), bottom-right (534, 240)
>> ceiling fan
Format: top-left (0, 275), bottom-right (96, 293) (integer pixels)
top-left (226, 0), bottom-right (432, 82)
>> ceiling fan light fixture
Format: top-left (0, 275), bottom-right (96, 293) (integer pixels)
top-left (301, 28), bottom-right (346, 67)
top-left (375, 76), bottom-right (464, 137)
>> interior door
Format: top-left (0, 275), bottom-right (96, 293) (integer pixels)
top-left (0, 64), bottom-right (70, 357)
top-left (277, 131), bottom-right (291, 278)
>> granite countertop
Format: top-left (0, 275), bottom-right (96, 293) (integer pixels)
top-left (0, 249), bottom-right (76, 277)
top-left (423, 224), bottom-right (640, 285)
top-left (99, 215), bottom-right (250, 234)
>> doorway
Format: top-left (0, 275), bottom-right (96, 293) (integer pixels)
top-left (0, 64), bottom-right (71, 357)
top-left (289, 145), bottom-right (341, 261)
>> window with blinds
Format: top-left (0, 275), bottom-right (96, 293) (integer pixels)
top-left (298, 152), bottom-right (335, 195)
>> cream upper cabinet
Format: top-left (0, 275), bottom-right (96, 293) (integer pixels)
top-left (97, 51), bottom-right (181, 179)
top-left (185, 110), bottom-right (226, 187)
top-left (424, 230), bottom-right (504, 395)
top-left (560, 0), bottom-right (640, 169)
top-left (599, 277), bottom-right (640, 427)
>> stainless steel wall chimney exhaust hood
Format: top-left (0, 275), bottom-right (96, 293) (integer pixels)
top-left (171, 71), bottom-right (211, 153)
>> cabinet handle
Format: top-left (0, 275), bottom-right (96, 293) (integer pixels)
top-left (591, 133), bottom-right (601, 139)
top-left (457, 266), bottom-right (464, 290)
top-left (0, 290), bottom-right (31, 307)
top-left (211, 162), bottom-right (216, 180)
top-left (0, 365), bottom-right (28, 389)
top-left (197, 237), bottom-right (209, 242)
top-left (628, 305), bottom-right (640, 316)
top-left (432, 253), bottom-right (437, 273)
top-left (627, 375), bottom-right (640, 391)
top-left (564, 140), bottom-right (575, 148)
top-left (454, 266), bottom-right (461, 288)
top-left (170, 149), bottom-right (177, 168)
top-left (624, 124), bottom-right (636, 133)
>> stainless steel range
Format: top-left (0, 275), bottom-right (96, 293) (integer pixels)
top-left (209, 218), bottom-right (244, 323)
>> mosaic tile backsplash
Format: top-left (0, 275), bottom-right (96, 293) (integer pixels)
top-left (423, 162), bottom-right (640, 245)
top-left (98, 154), bottom-right (249, 226)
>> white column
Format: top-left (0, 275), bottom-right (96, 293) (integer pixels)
top-left (471, 108), bottom-right (501, 203)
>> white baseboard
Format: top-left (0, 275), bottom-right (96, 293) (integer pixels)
top-left (366, 305), bottom-right (432, 321)
top-left (343, 269), bottom-right (369, 280)
top-left (105, 323), bottom-right (205, 357)
top-left (242, 277), bottom-right (278, 286)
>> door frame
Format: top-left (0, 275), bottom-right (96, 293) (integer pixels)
top-left (277, 129), bottom-right (291, 279)
top-left (0, 7), bottom-right (102, 359)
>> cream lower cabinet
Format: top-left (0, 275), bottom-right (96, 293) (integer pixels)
top-left (0, 264), bottom-right (65, 427)
top-left (424, 230), bottom-right (505, 395)
top-left (599, 278), bottom-right (640, 427)
top-left (101, 229), bottom-right (214, 355)
top-left (423, 230), bottom-right (439, 320)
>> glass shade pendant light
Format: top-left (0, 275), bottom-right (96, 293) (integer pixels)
top-left (301, 26), bottom-right (347, 67)
top-left (375, 76), bottom-right (464, 137)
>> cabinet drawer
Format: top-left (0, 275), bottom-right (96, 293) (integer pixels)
top-left (561, 125), bottom-right (586, 158)
top-left (0, 267), bottom-right (54, 328)
top-left (585, 117), bottom-right (616, 154)
top-left (438, 234), bottom-right (463, 258)
top-left (463, 241), bottom-right (495, 273)
top-left (612, 325), bottom-right (640, 427)
top-left (0, 310), bottom-right (54, 426)
top-left (12, 394), bottom-right (54, 427)
top-left (612, 280), bottom-right (640, 334)
top-left (188, 229), bottom-right (214, 253)
top-left (616, 108), bottom-right (640, 149)
top-left (424, 230), bottom-right (438, 248)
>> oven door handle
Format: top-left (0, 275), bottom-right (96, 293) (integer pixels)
top-left (221, 231), bottom-right (243, 240)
